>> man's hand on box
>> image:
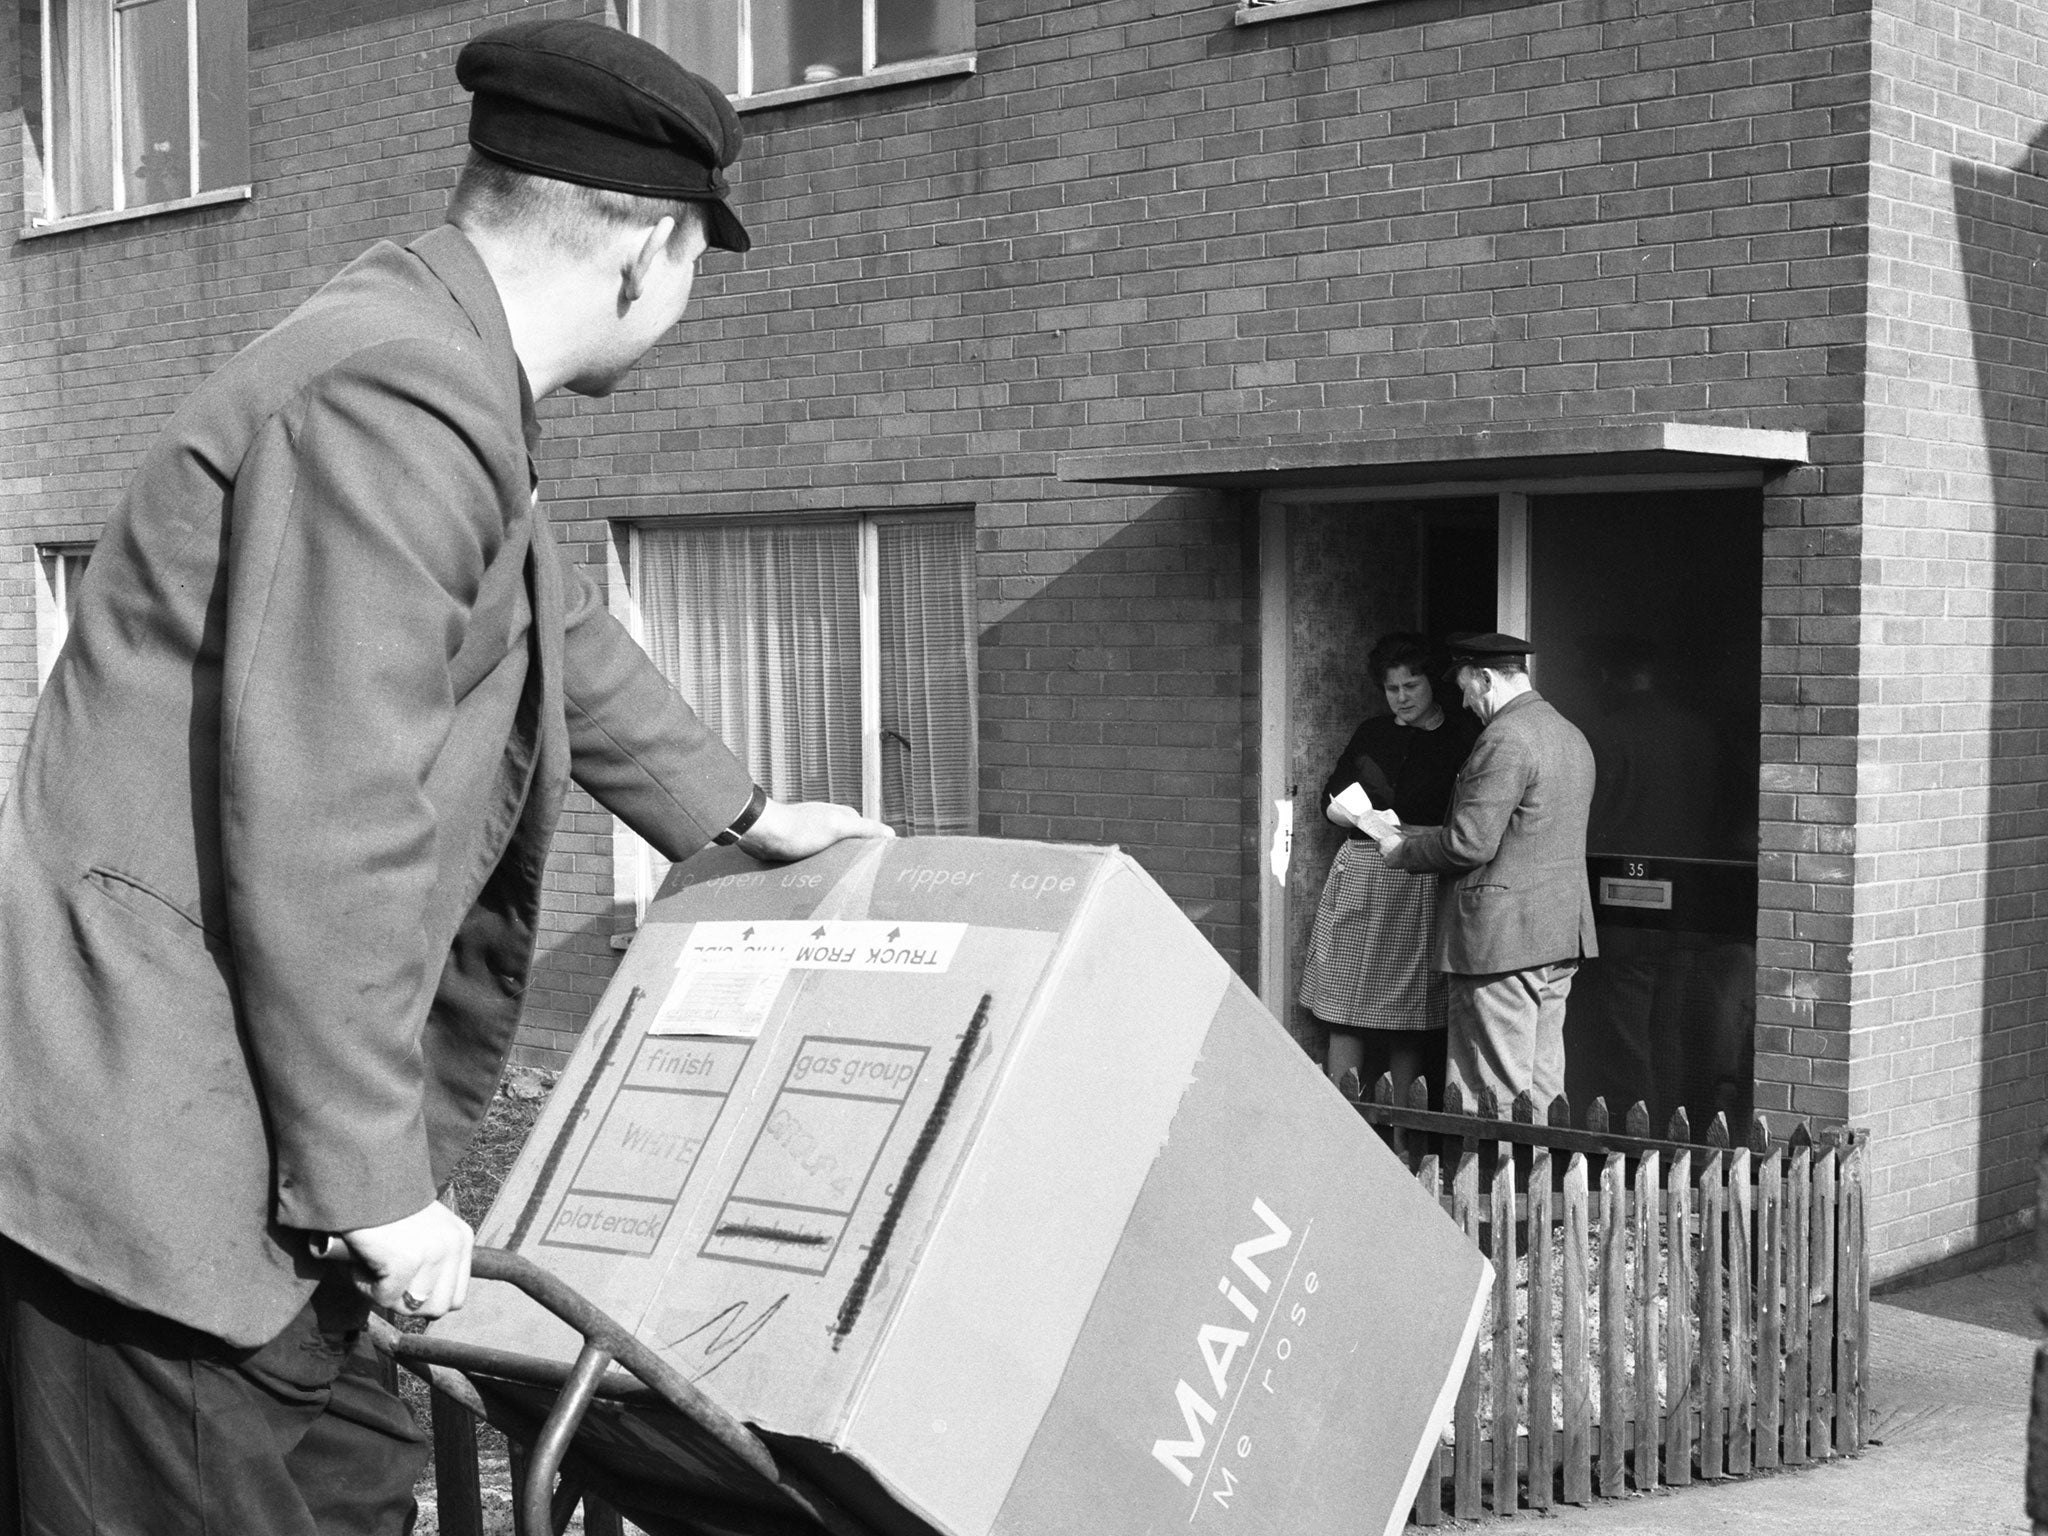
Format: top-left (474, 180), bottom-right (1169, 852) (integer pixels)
top-left (341, 1200), bottom-right (474, 1318)
top-left (739, 797), bottom-right (896, 861)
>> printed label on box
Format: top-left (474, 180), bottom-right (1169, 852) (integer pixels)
top-left (540, 1038), bottom-right (754, 1255)
top-left (650, 962), bottom-right (788, 1039)
top-left (677, 921), bottom-right (968, 974)
top-left (701, 1037), bottom-right (928, 1275)
top-left (649, 923), bottom-right (969, 1039)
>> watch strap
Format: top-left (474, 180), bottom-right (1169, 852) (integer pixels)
top-left (712, 783), bottom-right (768, 846)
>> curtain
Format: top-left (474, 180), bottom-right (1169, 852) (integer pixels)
top-left (638, 521), bottom-right (865, 808)
top-left (636, 513), bottom-right (977, 841)
top-left (634, 0), bottom-right (740, 95)
top-left (50, 0), bottom-right (116, 216)
top-left (877, 515), bottom-right (977, 835)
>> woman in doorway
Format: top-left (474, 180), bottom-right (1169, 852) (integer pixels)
top-left (1299, 632), bottom-right (1481, 1102)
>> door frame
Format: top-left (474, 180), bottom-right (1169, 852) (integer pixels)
top-left (1253, 471), bottom-right (1767, 1018)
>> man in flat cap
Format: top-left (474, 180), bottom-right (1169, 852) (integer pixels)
top-left (0, 20), bottom-right (888, 1534)
top-left (1365, 634), bottom-right (1598, 1109)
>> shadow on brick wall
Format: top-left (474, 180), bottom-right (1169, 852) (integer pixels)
top-left (976, 488), bottom-right (1261, 978)
top-left (1951, 140), bottom-right (2048, 1237)
top-left (517, 490), bottom-right (1263, 1067)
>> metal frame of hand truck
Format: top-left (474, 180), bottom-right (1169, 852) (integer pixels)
top-left (375, 1247), bottom-right (877, 1536)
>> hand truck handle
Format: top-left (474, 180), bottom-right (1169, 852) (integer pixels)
top-left (361, 1245), bottom-right (782, 1536)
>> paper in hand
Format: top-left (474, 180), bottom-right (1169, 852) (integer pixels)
top-left (1333, 781), bottom-right (1401, 842)
top-left (1331, 781), bottom-right (1374, 821)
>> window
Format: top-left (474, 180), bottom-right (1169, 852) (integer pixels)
top-left (618, 510), bottom-right (978, 913)
top-left (35, 544), bottom-right (92, 688)
top-left (624, 0), bottom-right (972, 102)
top-left (30, 0), bottom-right (250, 226)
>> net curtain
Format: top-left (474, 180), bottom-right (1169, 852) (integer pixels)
top-left (637, 517), bottom-right (977, 836)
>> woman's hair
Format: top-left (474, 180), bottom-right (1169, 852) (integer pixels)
top-left (447, 150), bottom-right (709, 260)
top-left (1366, 632), bottom-right (1435, 689)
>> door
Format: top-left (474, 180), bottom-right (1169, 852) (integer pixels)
top-left (1526, 489), bottom-right (1763, 1132)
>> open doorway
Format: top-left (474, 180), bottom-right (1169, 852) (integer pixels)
top-left (1264, 485), bottom-right (1763, 1132)
top-left (1272, 498), bottom-right (1496, 1055)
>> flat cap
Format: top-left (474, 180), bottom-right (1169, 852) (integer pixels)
top-left (457, 19), bottom-right (750, 253)
top-left (1443, 632), bottom-right (1534, 672)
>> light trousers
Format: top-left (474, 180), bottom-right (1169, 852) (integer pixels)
top-left (1445, 961), bottom-right (1579, 1110)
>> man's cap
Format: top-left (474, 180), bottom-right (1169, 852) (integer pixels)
top-left (456, 19), bottom-right (750, 253)
top-left (1444, 632), bottom-right (1534, 675)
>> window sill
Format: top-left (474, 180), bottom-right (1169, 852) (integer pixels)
top-left (1235, 0), bottom-right (1394, 23)
top-left (20, 184), bottom-right (252, 241)
top-left (733, 52), bottom-right (974, 113)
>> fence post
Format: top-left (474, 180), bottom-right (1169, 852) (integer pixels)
top-left (1490, 1090), bottom-right (1520, 1515)
top-left (1697, 1113), bottom-right (1727, 1481)
top-left (1525, 1094), bottom-right (1560, 1513)
top-left (1757, 1124), bottom-right (1784, 1471)
top-left (1451, 1083), bottom-right (1485, 1521)
top-left (1665, 1110), bottom-right (1695, 1487)
top-left (1784, 1126), bottom-right (1813, 1466)
top-left (1412, 1075), bottom-right (1445, 1527)
top-left (1830, 1127), bottom-right (1864, 1455)
top-left (1562, 1124), bottom-right (1593, 1505)
top-left (1628, 1103), bottom-right (1660, 1491)
top-left (1809, 1131), bottom-right (1839, 1461)
top-left (1727, 1119), bottom-right (1761, 1476)
top-left (1595, 1101), bottom-right (1628, 1498)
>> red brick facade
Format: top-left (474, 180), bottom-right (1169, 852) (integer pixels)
top-left (3, 0), bottom-right (2044, 1279)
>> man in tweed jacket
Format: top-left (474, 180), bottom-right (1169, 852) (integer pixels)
top-left (1372, 633), bottom-right (1598, 1108)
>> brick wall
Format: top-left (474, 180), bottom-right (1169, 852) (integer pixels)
top-left (2, 0), bottom-right (1870, 1046)
top-left (1847, 0), bottom-right (2048, 1276)
top-left (10, 0), bottom-right (2043, 1271)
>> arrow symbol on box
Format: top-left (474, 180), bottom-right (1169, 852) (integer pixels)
top-left (811, 926), bottom-right (827, 938)
top-left (741, 926), bottom-right (755, 941)
top-left (886, 927), bottom-right (901, 942)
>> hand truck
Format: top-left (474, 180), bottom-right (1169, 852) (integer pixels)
top-left (375, 1247), bottom-right (883, 1536)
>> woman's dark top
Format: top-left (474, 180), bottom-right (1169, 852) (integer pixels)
top-left (1321, 706), bottom-right (1483, 834)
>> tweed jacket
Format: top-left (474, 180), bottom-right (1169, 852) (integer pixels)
top-left (0, 227), bottom-right (754, 1347)
top-left (1385, 689), bottom-right (1599, 976)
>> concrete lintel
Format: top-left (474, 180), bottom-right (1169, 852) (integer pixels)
top-left (1056, 422), bottom-right (1812, 492)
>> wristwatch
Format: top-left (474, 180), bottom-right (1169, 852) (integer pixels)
top-left (712, 784), bottom-right (768, 847)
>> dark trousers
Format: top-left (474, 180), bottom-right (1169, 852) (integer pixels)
top-left (0, 1238), bottom-right (426, 1536)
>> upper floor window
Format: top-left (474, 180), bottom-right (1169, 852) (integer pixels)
top-left (625, 0), bottom-right (971, 102)
top-left (617, 509), bottom-right (979, 914)
top-left (30, 0), bottom-right (250, 226)
top-left (35, 544), bottom-right (92, 688)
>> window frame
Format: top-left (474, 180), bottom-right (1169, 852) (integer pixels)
top-left (609, 509), bottom-right (979, 924)
top-left (25, 0), bottom-right (252, 236)
top-left (34, 543), bottom-right (93, 689)
top-left (1234, 0), bottom-right (1396, 23)
top-left (619, 0), bottom-right (975, 113)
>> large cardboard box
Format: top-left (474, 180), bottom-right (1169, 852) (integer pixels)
top-left (439, 837), bottom-right (1488, 1536)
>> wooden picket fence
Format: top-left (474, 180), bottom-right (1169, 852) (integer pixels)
top-left (1348, 1074), bottom-right (1870, 1523)
top-left (396, 1081), bottom-right (1871, 1535)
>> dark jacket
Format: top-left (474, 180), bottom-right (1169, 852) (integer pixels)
top-left (0, 227), bottom-right (754, 1346)
top-left (1321, 707), bottom-right (1481, 832)
top-left (1385, 689), bottom-right (1599, 975)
